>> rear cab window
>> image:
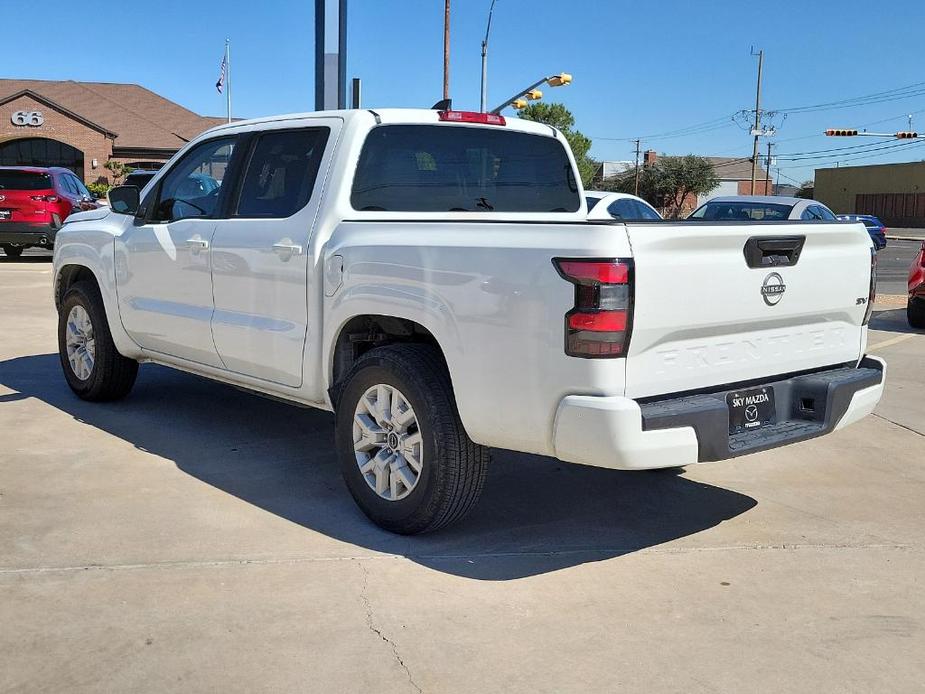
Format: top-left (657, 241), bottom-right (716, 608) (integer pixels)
top-left (350, 125), bottom-right (580, 213)
top-left (690, 202), bottom-right (793, 221)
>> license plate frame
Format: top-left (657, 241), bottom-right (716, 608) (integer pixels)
top-left (726, 386), bottom-right (775, 434)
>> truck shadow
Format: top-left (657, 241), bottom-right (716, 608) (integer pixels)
top-left (870, 307), bottom-right (921, 334)
top-left (0, 354), bottom-right (757, 581)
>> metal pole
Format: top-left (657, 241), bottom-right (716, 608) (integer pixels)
top-left (480, 0), bottom-right (497, 113)
top-left (443, 0), bottom-right (450, 100)
top-left (634, 138), bottom-right (641, 195)
top-left (314, 0), bottom-right (325, 110)
top-left (337, 0), bottom-right (347, 109)
top-left (226, 39), bottom-right (232, 123)
top-left (750, 49), bottom-right (763, 195)
top-left (765, 141), bottom-right (772, 195)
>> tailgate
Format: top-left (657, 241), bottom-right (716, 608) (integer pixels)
top-left (624, 221), bottom-right (871, 398)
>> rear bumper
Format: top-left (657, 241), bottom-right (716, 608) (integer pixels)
top-left (552, 356), bottom-right (885, 470)
top-left (0, 222), bottom-right (57, 246)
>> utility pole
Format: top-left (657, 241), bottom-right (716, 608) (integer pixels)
top-left (633, 139), bottom-right (641, 195)
top-left (750, 48), bottom-right (764, 195)
top-left (765, 141), bottom-right (773, 195)
top-left (443, 0), bottom-right (450, 101)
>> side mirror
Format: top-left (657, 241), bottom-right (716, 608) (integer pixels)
top-left (108, 185), bottom-right (140, 215)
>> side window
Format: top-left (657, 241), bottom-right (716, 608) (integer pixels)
top-left (633, 200), bottom-right (661, 220)
top-left (607, 198), bottom-right (637, 220)
top-left (235, 128), bottom-right (330, 218)
top-left (72, 176), bottom-right (91, 198)
top-left (58, 175), bottom-right (78, 195)
top-left (151, 137), bottom-right (236, 223)
top-left (815, 205), bottom-right (836, 220)
top-left (801, 206), bottom-right (820, 220)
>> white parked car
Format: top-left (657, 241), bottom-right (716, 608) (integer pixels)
top-left (690, 195), bottom-right (838, 221)
top-left (585, 191), bottom-right (662, 221)
top-left (53, 108), bottom-right (884, 534)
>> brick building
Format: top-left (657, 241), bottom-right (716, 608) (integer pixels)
top-left (0, 79), bottom-right (226, 183)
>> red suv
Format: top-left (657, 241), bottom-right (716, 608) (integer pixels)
top-left (908, 241), bottom-right (925, 328)
top-left (0, 166), bottom-right (98, 257)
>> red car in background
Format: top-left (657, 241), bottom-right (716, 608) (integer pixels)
top-left (0, 166), bottom-right (98, 258)
top-left (909, 241), bottom-right (925, 328)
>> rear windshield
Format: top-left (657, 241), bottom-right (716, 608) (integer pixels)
top-left (690, 201), bottom-right (793, 221)
top-left (0, 170), bottom-right (52, 191)
top-left (351, 125), bottom-right (580, 212)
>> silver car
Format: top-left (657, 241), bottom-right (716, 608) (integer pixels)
top-left (689, 195), bottom-right (837, 221)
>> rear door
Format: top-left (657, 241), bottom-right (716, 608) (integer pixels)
top-left (209, 121), bottom-right (337, 387)
top-left (623, 222), bottom-right (871, 398)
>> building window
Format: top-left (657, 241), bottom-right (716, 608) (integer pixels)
top-left (0, 137), bottom-right (84, 179)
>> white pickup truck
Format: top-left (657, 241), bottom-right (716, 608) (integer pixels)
top-left (53, 108), bottom-right (885, 534)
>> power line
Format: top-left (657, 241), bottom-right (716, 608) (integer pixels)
top-left (774, 80), bottom-right (925, 114)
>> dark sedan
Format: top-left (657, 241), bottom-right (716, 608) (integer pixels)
top-left (837, 214), bottom-right (888, 250)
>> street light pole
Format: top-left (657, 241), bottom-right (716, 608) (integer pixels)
top-left (480, 0), bottom-right (498, 113)
top-left (490, 73), bottom-right (571, 114)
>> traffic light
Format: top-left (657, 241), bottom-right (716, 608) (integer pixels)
top-left (512, 98), bottom-right (528, 109)
top-left (895, 131), bottom-right (919, 139)
top-left (525, 89), bottom-right (543, 100)
top-left (825, 129), bottom-right (859, 136)
top-left (547, 73), bottom-right (572, 87)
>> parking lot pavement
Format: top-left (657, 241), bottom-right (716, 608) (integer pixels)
top-left (1, 257), bottom-right (923, 693)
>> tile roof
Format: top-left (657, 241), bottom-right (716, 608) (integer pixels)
top-left (0, 79), bottom-right (222, 150)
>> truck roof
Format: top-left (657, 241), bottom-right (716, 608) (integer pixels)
top-left (202, 108), bottom-right (560, 139)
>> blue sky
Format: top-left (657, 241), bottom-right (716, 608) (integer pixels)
top-left (8, 0), bottom-right (925, 184)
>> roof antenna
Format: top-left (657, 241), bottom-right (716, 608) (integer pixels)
top-left (431, 98), bottom-right (452, 111)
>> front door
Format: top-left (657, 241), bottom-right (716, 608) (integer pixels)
top-left (210, 124), bottom-right (334, 386)
top-left (116, 136), bottom-right (238, 367)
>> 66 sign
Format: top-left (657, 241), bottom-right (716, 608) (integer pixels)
top-left (11, 110), bottom-right (44, 127)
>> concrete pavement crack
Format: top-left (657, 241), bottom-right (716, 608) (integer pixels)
top-left (358, 561), bottom-right (423, 694)
top-left (873, 413), bottom-right (924, 437)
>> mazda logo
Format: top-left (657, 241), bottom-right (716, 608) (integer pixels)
top-left (761, 272), bottom-right (786, 306)
top-left (0, 195), bottom-right (5, 202)
top-left (745, 405), bottom-right (759, 422)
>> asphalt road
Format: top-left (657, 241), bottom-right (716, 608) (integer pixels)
top-left (877, 239), bottom-right (919, 296)
top-left (1, 249), bottom-right (924, 693)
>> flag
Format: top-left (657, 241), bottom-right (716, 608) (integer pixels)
top-left (216, 51), bottom-right (226, 94)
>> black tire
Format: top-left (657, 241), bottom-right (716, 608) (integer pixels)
top-left (58, 280), bottom-right (138, 401)
top-left (908, 297), bottom-right (925, 329)
top-left (334, 344), bottom-right (489, 534)
top-left (1, 245), bottom-right (23, 258)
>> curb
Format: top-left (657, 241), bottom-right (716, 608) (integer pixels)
top-left (886, 236), bottom-right (925, 242)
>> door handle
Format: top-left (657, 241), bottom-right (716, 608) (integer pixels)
top-left (186, 237), bottom-right (209, 252)
top-left (272, 241), bottom-right (304, 257)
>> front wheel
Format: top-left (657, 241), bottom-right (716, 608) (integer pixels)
top-left (908, 297), bottom-right (925, 329)
top-left (58, 281), bottom-right (138, 401)
top-left (334, 344), bottom-right (489, 534)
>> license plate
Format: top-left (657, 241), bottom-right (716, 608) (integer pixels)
top-left (0, 210), bottom-right (10, 220)
top-left (727, 386), bottom-right (775, 434)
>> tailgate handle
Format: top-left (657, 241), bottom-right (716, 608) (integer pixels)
top-left (743, 235), bottom-right (805, 268)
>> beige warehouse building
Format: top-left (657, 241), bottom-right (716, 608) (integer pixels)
top-left (815, 160), bottom-right (925, 227)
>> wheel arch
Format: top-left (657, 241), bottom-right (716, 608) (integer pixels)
top-left (327, 313), bottom-right (452, 409)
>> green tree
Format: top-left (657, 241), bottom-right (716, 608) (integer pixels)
top-left (103, 160), bottom-right (134, 186)
top-left (794, 180), bottom-right (814, 199)
top-left (607, 155), bottom-right (718, 218)
top-left (517, 102), bottom-right (598, 187)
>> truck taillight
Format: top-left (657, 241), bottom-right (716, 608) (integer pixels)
top-left (554, 258), bottom-right (634, 358)
top-left (864, 248), bottom-right (877, 326)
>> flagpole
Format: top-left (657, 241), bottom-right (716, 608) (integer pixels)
top-left (225, 38), bottom-right (232, 123)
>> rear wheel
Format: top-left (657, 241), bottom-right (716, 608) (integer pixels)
top-left (1, 245), bottom-right (23, 258)
top-left (58, 281), bottom-right (138, 401)
top-left (908, 297), bottom-right (925, 329)
top-left (334, 344), bottom-right (489, 534)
